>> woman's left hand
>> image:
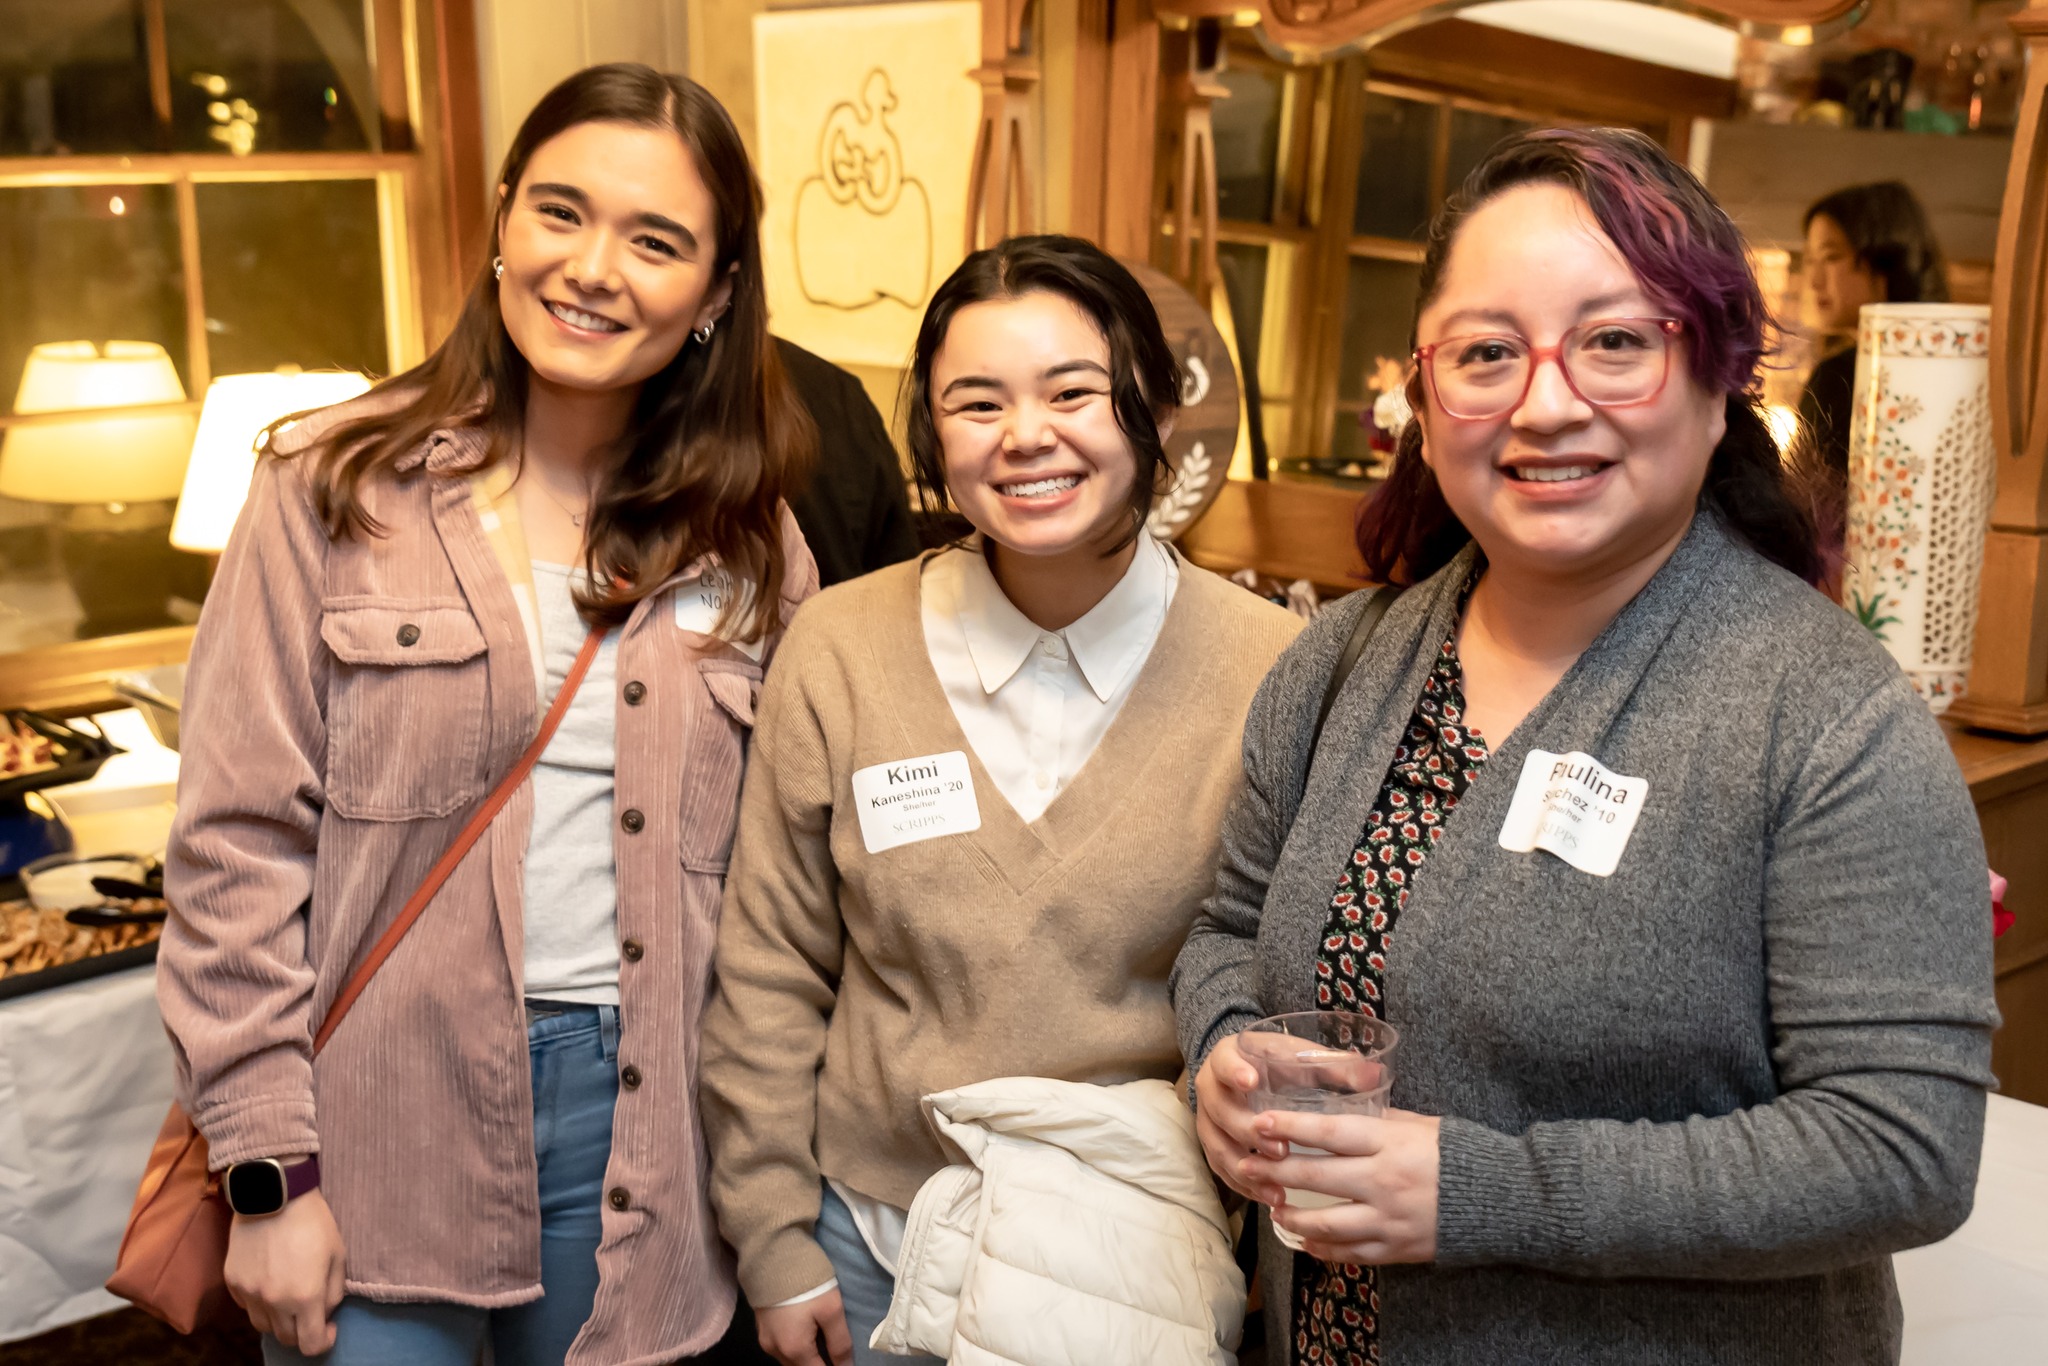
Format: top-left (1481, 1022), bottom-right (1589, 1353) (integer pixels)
top-left (1237, 1107), bottom-right (1442, 1265)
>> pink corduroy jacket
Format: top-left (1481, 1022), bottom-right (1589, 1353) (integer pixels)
top-left (157, 397), bottom-right (817, 1365)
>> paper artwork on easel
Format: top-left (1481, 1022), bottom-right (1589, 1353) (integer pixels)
top-left (755, 2), bottom-right (981, 368)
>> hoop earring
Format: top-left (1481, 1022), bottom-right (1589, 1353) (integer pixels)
top-left (492, 256), bottom-right (504, 281)
top-left (692, 320), bottom-right (715, 345)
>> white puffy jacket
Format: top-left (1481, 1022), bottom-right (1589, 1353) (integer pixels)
top-left (871, 1077), bottom-right (1245, 1365)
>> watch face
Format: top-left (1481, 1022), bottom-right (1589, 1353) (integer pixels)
top-left (225, 1160), bottom-right (287, 1216)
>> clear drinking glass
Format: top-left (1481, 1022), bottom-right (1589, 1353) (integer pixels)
top-left (1239, 1011), bottom-right (1398, 1250)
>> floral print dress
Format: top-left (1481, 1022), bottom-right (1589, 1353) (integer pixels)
top-left (1292, 631), bottom-right (1491, 1366)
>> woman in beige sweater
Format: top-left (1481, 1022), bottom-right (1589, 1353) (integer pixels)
top-left (700, 236), bottom-right (1300, 1366)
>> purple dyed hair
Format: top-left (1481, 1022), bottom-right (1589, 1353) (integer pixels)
top-left (1356, 127), bottom-right (1823, 587)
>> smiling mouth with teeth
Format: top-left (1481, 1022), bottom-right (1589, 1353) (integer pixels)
top-left (999, 475), bottom-right (1083, 499)
top-left (1508, 464), bottom-right (1607, 483)
top-left (546, 301), bottom-right (626, 334)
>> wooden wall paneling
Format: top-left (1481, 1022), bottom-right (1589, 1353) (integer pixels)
top-left (1101, 0), bottom-right (1162, 259)
top-left (1364, 19), bottom-right (1735, 136)
top-left (1953, 0), bottom-right (2048, 735)
top-left (1969, 759), bottom-right (2048, 1106)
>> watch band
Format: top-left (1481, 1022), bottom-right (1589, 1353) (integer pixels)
top-left (281, 1153), bottom-right (321, 1203)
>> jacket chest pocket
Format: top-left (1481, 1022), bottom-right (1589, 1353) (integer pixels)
top-left (321, 603), bottom-right (490, 821)
top-left (678, 657), bottom-right (762, 875)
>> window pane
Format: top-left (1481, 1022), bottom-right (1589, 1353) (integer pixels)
top-left (1445, 109), bottom-right (1538, 202)
top-left (1352, 92), bottom-right (1435, 241)
top-left (1215, 64), bottom-right (1284, 224)
top-left (163, 0), bottom-right (376, 153)
top-left (0, 185), bottom-right (189, 409)
top-left (0, 1), bottom-right (158, 154)
top-left (1218, 240), bottom-right (1268, 385)
top-left (1338, 256), bottom-right (1422, 405)
top-left (196, 178), bottom-right (387, 376)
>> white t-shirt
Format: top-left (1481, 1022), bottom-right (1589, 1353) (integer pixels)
top-left (520, 562), bottom-right (623, 1004)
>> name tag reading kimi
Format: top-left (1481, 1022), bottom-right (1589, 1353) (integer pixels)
top-left (1497, 749), bottom-right (1648, 878)
top-left (673, 569), bottom-right (763, 661)
top-left (851, 750), bottom-right (981, 854)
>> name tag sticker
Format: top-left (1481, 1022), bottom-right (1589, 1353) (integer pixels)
top-left (1497, 749), bottom-right (1648, 878)
top-left (674, 570), bottom-right (763, 661)
top-left (851, 750), bottom-right (981, 854)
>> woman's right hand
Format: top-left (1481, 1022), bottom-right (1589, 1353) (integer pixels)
top-left (756, 1290), bottom-right (855, 1366)
top-left (1194, 1033), bottom-right (1281, 1201)
top-left (224, 1188), bottom-right (347, 1355)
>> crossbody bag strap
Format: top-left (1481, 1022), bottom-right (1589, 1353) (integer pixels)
top-left (311, 623), bottom-right (608, 1055)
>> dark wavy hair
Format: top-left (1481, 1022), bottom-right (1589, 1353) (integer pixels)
top-left (1356, 127), bottom-right (1822, 588)
top-left (276, 63), bottom-right (811, 641)
top-left (902, 235), bottom-right (1181, 552)
top-left (1804, 181), bottom-right (1949, 307)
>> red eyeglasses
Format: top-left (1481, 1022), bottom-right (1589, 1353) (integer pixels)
top-left (1413, 317), bottom-right (1683, 421)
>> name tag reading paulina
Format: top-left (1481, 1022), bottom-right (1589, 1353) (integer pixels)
top-left (1497, 749), bottom-right (1648, 877)
top-left (674, 569), bottom-right (764, 662)
top-left (851, 750), bottom-right (981, 854)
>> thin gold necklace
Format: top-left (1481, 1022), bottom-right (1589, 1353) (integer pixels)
top-left (520, 445), bottom-right (589, 527)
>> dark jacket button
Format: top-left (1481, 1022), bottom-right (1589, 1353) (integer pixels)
top-left (620, 1064), bottom-right (642, 1089)
top-left (621, 939), bottom-right (644, 962)
top-left (396, 623), bottom-right (421, 647)
top-left (608, 1187), bottom-right (630, 1211)
top-left (621, 808), bottom-right (644, 833)
top-left (623, 681), bottom-right (646, 705)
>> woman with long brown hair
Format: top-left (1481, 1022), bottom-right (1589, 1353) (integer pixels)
top-left (156, 63), bottom-right (814, 1365)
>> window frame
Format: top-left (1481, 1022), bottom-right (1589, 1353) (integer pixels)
top-left (1195, 22), bottom-right (1734, 479)
top-left (0, 0), bottom-right (480, 712)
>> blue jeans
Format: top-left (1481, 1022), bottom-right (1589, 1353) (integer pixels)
top-left (814, 1183), bottom-right (942, 1366)
top-left (264, 1003), bottom-right (623, 1366)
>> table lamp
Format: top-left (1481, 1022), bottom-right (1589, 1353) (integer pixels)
top-left (171, 369), bottom-right (372, 553)
top-left (0, 341), bottom-right (203, 636)
top-left (0, 341), bottom-right (195, 505)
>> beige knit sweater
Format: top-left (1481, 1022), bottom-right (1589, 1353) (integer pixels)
top-left (700, 552), bottom-right (1301, 1304)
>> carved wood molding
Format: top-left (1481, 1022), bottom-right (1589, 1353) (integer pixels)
top-left (1152, 0), bottom-right (1863, 54)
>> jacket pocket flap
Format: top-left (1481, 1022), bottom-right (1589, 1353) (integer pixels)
top-left (699, 661), bottom-right (761, 728)
top-left (321, 604), bottom-right (487, 667)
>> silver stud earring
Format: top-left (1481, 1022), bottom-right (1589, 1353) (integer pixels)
top-left (692, 320), bottom-right (715, 345)
top-left (492, 256), bottom-right (504, 281)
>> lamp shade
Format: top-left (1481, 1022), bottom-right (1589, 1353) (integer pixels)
top-left (0, 341), bottom-right (195, 503)
top-left (169, 370), bottom-right (372, 552)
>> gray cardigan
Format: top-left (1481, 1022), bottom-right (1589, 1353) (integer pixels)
top-left (1171, 513), bottom-right (2000, 1365)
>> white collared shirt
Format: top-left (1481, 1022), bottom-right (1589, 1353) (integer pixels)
top-left (918, 533), bottom-right (1179, 824)
top-left (772, 533), bottom-right (1181, 1309)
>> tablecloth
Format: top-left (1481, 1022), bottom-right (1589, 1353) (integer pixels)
top-left (0, 963), bottom-right (173, 1342)
top-left (1897, 1090), bottom-right (2048, 1364)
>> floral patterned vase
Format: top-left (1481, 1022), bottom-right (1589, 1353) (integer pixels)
top-left (1842, 303), bottom-right (1997, 715)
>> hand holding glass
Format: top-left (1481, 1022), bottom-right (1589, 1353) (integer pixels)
top-left (1238, 1011), bottom-right (1398, 1250)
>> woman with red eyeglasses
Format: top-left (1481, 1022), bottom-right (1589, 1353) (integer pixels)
top-left (1173, 128), bottom-right (1996, 1366)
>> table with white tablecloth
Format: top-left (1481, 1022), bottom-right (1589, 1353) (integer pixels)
top-left (0, 963), bottom-right (173, 1342)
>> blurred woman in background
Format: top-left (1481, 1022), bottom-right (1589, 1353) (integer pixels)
top-left (1798, 181), bottom-right (1949, 485)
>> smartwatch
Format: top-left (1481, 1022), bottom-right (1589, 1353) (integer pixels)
top-left (223, 1154), bottom-right (321, 1217)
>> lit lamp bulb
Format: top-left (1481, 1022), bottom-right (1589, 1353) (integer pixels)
top-left (170, 369), bottom-right (372, 553)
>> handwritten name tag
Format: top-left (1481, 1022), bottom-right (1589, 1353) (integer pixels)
top-left (1497, 749), bottom-right (1648, 878)
top-left (851, 750), bottom-right (981, 854)
top-left (673, 569), bottom-right (763, 661)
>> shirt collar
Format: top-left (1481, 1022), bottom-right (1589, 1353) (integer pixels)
top-left (1063, 534), bottom-right (1172, 702)
top-left (946, 534), bottom-right (1173, 702)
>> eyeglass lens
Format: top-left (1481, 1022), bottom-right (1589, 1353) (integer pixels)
top-left (1430, 320), bottom-right (1670, 419)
